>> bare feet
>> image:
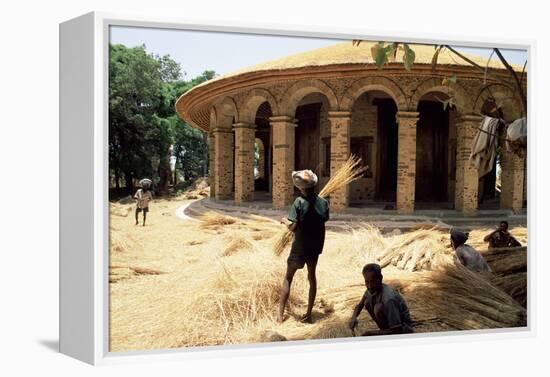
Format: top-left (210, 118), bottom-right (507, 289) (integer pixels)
top-left (276, 313), bottom-right (286, 323)
top-left (300, 314), bottom-right (313, 324)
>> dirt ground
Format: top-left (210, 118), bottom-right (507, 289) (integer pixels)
top-left (109, 196), bottom-right (528, 352)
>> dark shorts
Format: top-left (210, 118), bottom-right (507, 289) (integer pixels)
top-left (136, 207), bottom-right (149, 213)
top-left (287, 253), bottom-right (319, 269)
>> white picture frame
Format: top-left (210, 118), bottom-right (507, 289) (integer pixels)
top-left (59, 11), bottom-right (534, 365)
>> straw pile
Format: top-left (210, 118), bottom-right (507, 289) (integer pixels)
top-left (184, 248), bottom-right (310, 344)
top-left (110, 203), bottom-right (133, 217)
top-left (401, 262), bottom-right (527, 329)
top-left (199, 211), bottom-right (239, 228)
top-left (273, 155), bottom-right (366, 256)
top-left (110, 231), bottom-right (136, 253)
top-left (482, 246), bottom-right (527, 307)
top-left (109, 197), bottom-right (529, 351)
top-left (221, 235), bottom-right (255, 256)
top-left (376, 228), bottom-right (453, 271)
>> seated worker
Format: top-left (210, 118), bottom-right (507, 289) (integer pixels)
top-left (277, 169), bottom-right (329, 324)
top-left (483, 221), bottom-right (522, 249)
top-left (349, 263), bottom-right (414, 336)
top-left (450, 229), bottom-right (491, 272)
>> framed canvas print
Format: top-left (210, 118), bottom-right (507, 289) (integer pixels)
top-left (60, 11), bottom-right (531, 365)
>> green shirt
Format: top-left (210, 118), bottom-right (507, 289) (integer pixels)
top-left (288, 194), bottom-right (329, 256)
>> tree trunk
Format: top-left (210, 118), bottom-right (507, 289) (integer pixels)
top-left (124, 171), bottom-right (134, 195)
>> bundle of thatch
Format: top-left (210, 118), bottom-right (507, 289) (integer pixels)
top-left (109, 265), bottom-right (164, 283)
top-left (491, 273), bottom-right (527, 308)
top-left (273, 155), bottom-right (366, 256)
top-left (481, 246), bottom-right (527, 307)
top-left (110, 231), bottom-right (136, 253)
top-left (221, 235), bottom-right (255, 256)
top-left (199, 211), bottom-right (239, 229)
top-left (110, 203), bottom-right (133, 217)
top-left (401, 262), bottom-right (526, 330)
top-left (483, 246), bottom-right (527, 275)
top-left (376, 228), bottom-right (453, 271)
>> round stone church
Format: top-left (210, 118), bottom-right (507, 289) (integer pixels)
top-left (176, 41), bottom-right (526, 214)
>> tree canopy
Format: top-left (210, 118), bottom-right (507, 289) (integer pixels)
top-left (109, 43), bottom-right (215, 196)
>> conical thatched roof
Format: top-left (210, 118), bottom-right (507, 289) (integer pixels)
top-left (227, 41), bottom-right (521, 76)
top-left (176, 41), bottom-right (525, 131)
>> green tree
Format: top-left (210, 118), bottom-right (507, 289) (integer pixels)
top-left (353, 41), bottom-right (527, 115)
top-left (109, 43), bottom-right (214, 195)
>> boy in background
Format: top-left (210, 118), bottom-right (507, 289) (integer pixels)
top-left (134, 181), bottom-right (153, 226)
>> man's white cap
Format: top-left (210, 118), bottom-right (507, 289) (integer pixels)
top-left (292, 170), bottom-right (318, 189)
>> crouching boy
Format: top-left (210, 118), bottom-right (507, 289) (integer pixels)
top-left (349, 263), bottom-right (414, 336)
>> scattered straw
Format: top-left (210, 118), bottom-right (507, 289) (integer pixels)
top-left (109, 198), bottom-right (528, 351)
top-left (199, 212), bottom-right (239, 228)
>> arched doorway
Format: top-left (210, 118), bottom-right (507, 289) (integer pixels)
top-left (415, 92), bottom-right (454, 207)
top-left (293, 93), bottom-right (330, 194)
top-left (253, 101), bottom-right (272, 195)
top-left (348, 90), bottom-right (398, 205)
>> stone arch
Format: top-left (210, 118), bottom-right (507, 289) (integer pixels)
top-left (279, 79), bottom-right (338, 116)
top-left (409, 77), bottom-right (472, 114)
top-left (239, 88), bottom-right (278, 123)
top-left (213, 96), bottom-right (239, 128)
top-left (340, 76), bottom-right (407, 110)
top-left (473, 83), bottom-right (523, 121)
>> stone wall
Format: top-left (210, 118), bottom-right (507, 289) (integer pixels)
top-left (204, 71), bottom-right (525, 212)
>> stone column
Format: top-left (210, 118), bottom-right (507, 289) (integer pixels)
top-left (269, 116), bottom-right (296, 209)
top-left (500, 151), bottom-right (525, 213)
top-left (208, 132), bottom-right (216, 198)
top-left (454, 114), bottom-right (481, 214)
top-left (233, 122), bottom-right (255, 204)
top-left (212, 127), bottom-right (234, 200)
top-left (328, 111), bottom-right (352, 211)
top-left (396, 111), bottom-right (419, 214)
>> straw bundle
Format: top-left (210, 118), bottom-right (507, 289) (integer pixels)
top-left (481, 246), bottom-right (527, 307)
top-left (110, 231), bottom-right (136, 253)
top-left (404, 262), bottom-right (526, 330)
top-left (273, 155), bottom-right (366, 256)
top-left (110, 203), bottom-right (133, 217)
top-left (199, 211), bottom-right (239, 228)
top-left (491, 273), bottom-right (527, 308)
top-left (483, 246), bottom-right (527, 275)
top-left (221, 235), bottom-right (255, 256)
top-left (376, 228), bottom-right (453, 271)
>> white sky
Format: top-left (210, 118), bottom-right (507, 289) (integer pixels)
top-left (110, 26), bottom-right (528, 80)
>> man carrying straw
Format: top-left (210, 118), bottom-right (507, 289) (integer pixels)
top-left (277, 170), bottom-right (329, 324)
top-left (134, 179), bottom-right (153, 226)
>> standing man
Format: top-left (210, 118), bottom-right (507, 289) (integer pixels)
top-left (349, 263), bottom-right (414, 336)
top-left (277, 170), bottom-right (329, 324)
top-left (483, 221), bottom-right (522, 249)
top-left (134, 180), bottom-right (153, 226)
